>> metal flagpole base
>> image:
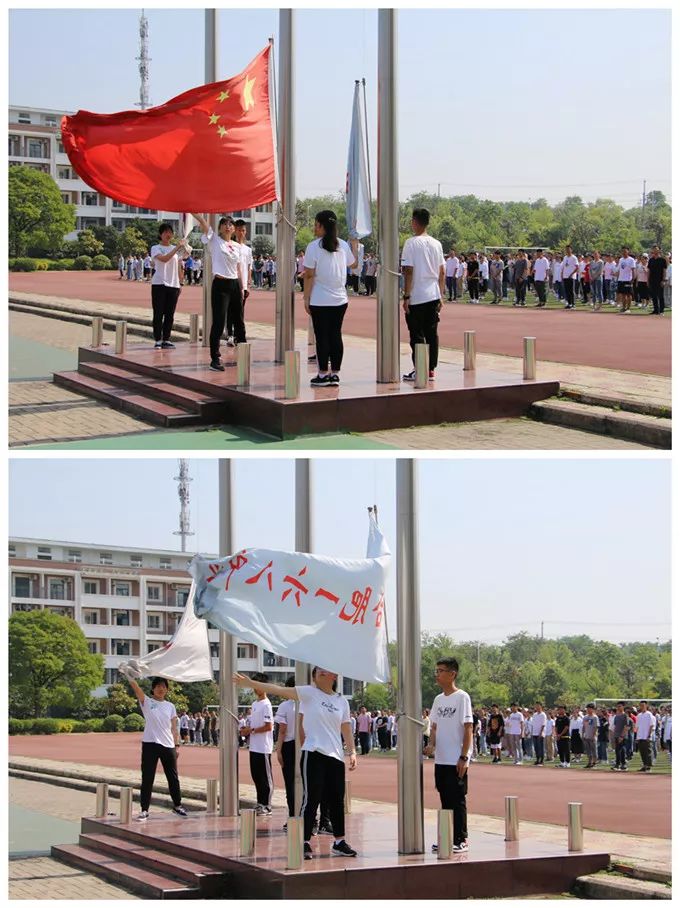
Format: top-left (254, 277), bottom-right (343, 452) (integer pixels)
top-left (284, 350), bottom-right (300, 399)
top-left (95, 783), bottom-right (109, 817)
top-left (115, 321), bottom-right (127, 354)
top-left (414, 343), bottom-right (428, 388)
top-left (463, 331), bottom-right (476, 370)
top-left (504, 795), bottom-right (519, 841)
top-left (523, 336), bottom-right (536, 380)
top-left (239, 808), bottom-right (256, 856)
top-left (206, 779), bottom-right (218, 813)
top-left (437, 809), bottom-right (453, 859)
top-left (568, 802), bottom-right (583, 851)
top-left (91, 316), bottom-right (103, 347)
top-left (237, 343), bottom-right (251, 387)
top-left (286, 817), bottom-right (304, 869)
top-left (189, 313), bottom-right (200, 344)
top-left (119, 787), bottom-right (132, 824)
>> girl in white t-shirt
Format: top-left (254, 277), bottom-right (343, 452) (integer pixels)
top-left (150, 223), bottom-right (187, 349)
top-left (234, 666), bottom-right (358, 860)
top-left (303, 210), bottom-right (357, 387)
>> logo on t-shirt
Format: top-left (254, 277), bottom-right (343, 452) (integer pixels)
top-left (320, 699), bottom-right (341, 714)
top-left (437, 706), bottom-right (457, 719)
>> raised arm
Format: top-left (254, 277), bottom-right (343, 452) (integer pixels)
top-left (192, 213), bottom-right (210, 235)
top-left (120, 668), bottom-right (145, 704)
top-left (233, 672), bottom-right (299, 701)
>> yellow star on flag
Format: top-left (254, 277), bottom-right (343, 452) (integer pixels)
top-left (217, 90), bottom-right (230, 103)
top-left (217, 125), bottom-right (228, 138)
top-left (208, 113), bottom-right (220, 125)
top-left (243, 75), bottom-right (256, 111)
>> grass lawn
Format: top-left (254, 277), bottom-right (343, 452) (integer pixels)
top-left (447, 289), bottom-right (672, 317)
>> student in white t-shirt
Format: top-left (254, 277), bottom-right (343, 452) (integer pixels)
top-left (228, 219), bottom-right (253, 345)
top-left (274, 676), bottom-right (298, 819)
top-left (561, 244), bottom-right (579, 309)
top-left (423, 656), bottom-right (473, 852)
top-left (303, 210), bottom-right (357, 387)
top-left (616, 246), bottom-right (637, 313)
top-left (233, 666), bottom-right (358, 860)
top-left (150, 223), bottom-right (187, 350)
top-left (530, 702), bottom-right (547, 765)
top-left (401, 207), bottom-right (446, 382)
top-left (445, 253), bottom-right (459, 301)
top-left (505, 704), bottom-right (524, 764)
top-left (636, 701), bottom-right (656, 772)
top-left (120, 670), bottom-right (187, 821)
top-left (241, 672), bottom-right (274, 815)
top-left (531, 250), bottom-right (550, 306)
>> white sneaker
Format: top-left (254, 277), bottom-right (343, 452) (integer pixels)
top-left (137, 810), bottom-right (149, 821)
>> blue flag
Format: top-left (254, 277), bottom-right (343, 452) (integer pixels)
top-left (345, 82), bottom-right (372, 239)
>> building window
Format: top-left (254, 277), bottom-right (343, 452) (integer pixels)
top-left (83, 580), bottom-right (98, 595)
top-left (9, 544), bottom-right (16, 558)
top-left (130, 555), bottom-right (143, 568)
top-left (82, 191), bottom-right (99, 206)
top-left (13, 577), bottom-right (31, 598)
top-left (112, 640), bottom-right (130, 656)
top-left (114, 610), bottom-right (130, 626)
top-left (147, 615), bottom-right (161, 630)
top-left (18, 112), bottom-right (31, 124)
top-left (210, 643), bottom-right (219, 658)
top-left (44, 115), bottom-right (57, 126)
top-left (237, 643), bottom-right (257, 659)
top-left (83, 611), bottom-right (99, 625)
top-left (37, 546), bottom-right (52, 561)
top-left (87, 641), bottom-right (98, 654)
top-left (57, 140), bottom-right (65, 154)
top-left (176, 589), bottom-right (189, 607)
top-left (8, 135), bottom-right (21, 156)
top-left (159, 558), bottom-right (171, 570)
top-left (49, 580), bottom-right (66, 600)
top-left (255, 203), bottom-right (273, 213)
top-left (112, 199), bottom-right (126, 209)
top-left (147, 643), bottom-right (161, 653)
top-left (105, 668), bottom-right (118, 686)
top-left (28, 140), bottom-right (46, 159)
top-left (147, 584), bottom-right (161, 602)
top-left (255, 222), bottom-right (273, 235)
top-left (68, 550), bottom-right (82, 563)
top-left (113, 582), bottom-right (130, 597)
top-left (58, 167), bottom-right (72, 180)
top-left (13, 603), bottom-right (40, 613)
top-left (99, 552), bottom-right (113, 565)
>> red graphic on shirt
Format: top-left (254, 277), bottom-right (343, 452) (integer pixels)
top-left (281, 566), bottom-right (309, 607)
top-left (315, 587), bottom-right (340, 606)
top-left (339, 586), bottom-right (372, 625)
top-left (372, 591), bottom-right (385, 628)
top-left (245, 560), bottom-right (274, 592)
top-left (225, 551), bottom-right (249, 591)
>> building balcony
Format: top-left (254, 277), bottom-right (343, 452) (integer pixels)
top-left (82, 594), bottom-right (141, 609)
top-left (11, 595), bottom-right (76, 608)
top-left (83, 625), bottom-right (139, 640)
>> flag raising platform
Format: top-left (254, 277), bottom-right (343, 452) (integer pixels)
top-left (53, 339), bottom-right (560, 438)
top-left (52, 808), bottom-right (609, 900)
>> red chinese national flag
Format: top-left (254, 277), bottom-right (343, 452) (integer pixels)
top-left (61, 45), bottom-right (277, 213)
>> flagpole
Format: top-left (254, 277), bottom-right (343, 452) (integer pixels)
top-left (376, 10), bottom-right (400, 383)
top-left (275, 9), bottom-right (296, 362)
top-left (218, 459), bottom-right (238, 816)
top-left (396, 459), bottom-right (424, 853)
top-left (294, 459), bottom-right (313, 813)
top-left (202, 9), bottom-right (218, 349)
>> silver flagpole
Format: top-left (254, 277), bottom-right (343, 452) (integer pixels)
top-left (396, 459), bottom-right (424, 853)
top-left (376, 10), bottom-right (400, 383)
top-left (202, 9), bottom-right (218, 348)
top-left (218, 459), bottom-right (238, 816)
top-left (294, 459), bottom-right (313, 814)
top-left (275, 9), bottom-right (296, 362)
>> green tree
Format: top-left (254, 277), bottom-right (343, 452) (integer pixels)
top-left (354, 682), bottom-right (395, 712)
top-left (178, 680), bottom-right (220, 714)
top-left (252, 235), bottom-right (274, 257)
top-left (8, 166), bottom-right (75, 256)
top-left (9, 611), bottom-right (103, 718)
top-left (102, 682), bottom-right (138, 716)
top-left (76, 228), bottom-right (104, 257)
top-left (117, 226), bottom-right (148, 257)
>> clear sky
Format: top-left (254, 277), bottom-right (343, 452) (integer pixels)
top-left (8, 7), bottom-right (671, 205)
top-left (9, 457), bottom-right (670, 645)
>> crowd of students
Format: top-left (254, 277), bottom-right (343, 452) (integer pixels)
top-left (177, 709), bottom-right (219, 746)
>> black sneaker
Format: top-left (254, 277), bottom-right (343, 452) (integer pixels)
top-left (304, 842), bottom-right (313, 861)
top-left (172, 805), bottom-right (188, 817)
top-left (328, 374), bottom-right (340, 386)
top-left (310, 374), bottom-right (331, 386)
top-left (331, 840), bottom-right (358, 857)
top-left (402, 370), bottom-right (416, 381)
top-left (311, 823), bottom-right (318, 836)
top-left (318, 822), bottom-right (334, 836)
top-left (161, 341), bottom-right (175, 349)
top-left (154, 342), bottom-right (162, 349)
top-left (210, 360), bottom-right (225, 372)
top-left (431, 843), bottom-right (439, 852)
top-left (452, 841), bottom-right (469, 853)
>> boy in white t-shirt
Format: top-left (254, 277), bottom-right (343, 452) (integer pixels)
top-left (242, 672), bottom-right (274, 816)
top-left (424, 656), bottom-right (473, 852)
top-left (616, 246), bottom-right (637, 313)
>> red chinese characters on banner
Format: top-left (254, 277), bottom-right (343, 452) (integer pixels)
top-left (225, 551), bottom-right (249, 591)
top-left (315, 587), bottom-right (340, 606)
top-left (339, 586), bottom-right (372, 625)
top-left (205, 563), bottom-right (222, 584)
top-left (281, 566), bottom-right (309, 607)
top-left (372, 591), bottom-right (385, 628)
top-left (245, 559), bottom-right (274, 592)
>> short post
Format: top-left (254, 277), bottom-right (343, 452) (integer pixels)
top-left (206, 778), bottom-right (218, 813)
top-left (95, 782), bottom-right (109, 818)
top-left (414, 343), bottom-right (428, 388)
top-left (568, 802), bottom-right (583, 852)
top-left (239, 808), bottom-right (256, 857)
top-left (284, 350), bottom-right (300, 399)
top-left (307, 316), bottom-right (316, 360)
top-left (189, 313), bottom-right (200, 344)
top-left (463, 330), bottom-right (476, 371)
top-left (437, 809), bottom-right (453, 860)
top-left (523, 336), bottom-right (536, 380)
top-left (237, 342), bottom-right (251, 387)
top-left (115, 320), bottom-right (127, 355)
top-left (119, 787), bottom-right (132, 825)
top-left (286, 817), bottom-right (304, 870)
top-left (91, 316), bottom-right (103, 347)
top-left (344, 780), bottom-right (352, 815)
top-left (504, 795), bottom-right (519, 842)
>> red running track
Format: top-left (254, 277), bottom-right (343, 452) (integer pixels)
top-left (9, 272), bottom-right (671, 376)
top-left (9, 733), bottom-right (670, 838)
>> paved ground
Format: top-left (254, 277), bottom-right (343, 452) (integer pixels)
top-left (9, 309), bottom-right (661, 450)
top-left (9, 733), bottom-right (671, 839)
top-left (9, 272), bottom-right (672, 375)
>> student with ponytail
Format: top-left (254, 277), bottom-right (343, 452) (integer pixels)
top-left (303, 210), bottom-right (357, 387)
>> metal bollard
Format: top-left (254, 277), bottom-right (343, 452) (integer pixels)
top-left (284, 350), bottom-right (300, 399)
top-left (91, 316), bottom-right (103, 347)
top-left (344, 781), bottom-right (352, 815)
top-left (189, 313), bottom-right (199, 344)
top-left (239, 808), bottom-right (256, 857)
top-left (95, 782), bottom-right (109, 818)
top-left (463, 331), bottom-right (476, 371)
top-left (115, 320), bottom-right (127, 354)
top-left (206, 779), bottom-right (218, 813)
top-left (237, 342), bottom-right (251, 387)
top-left (568, 802), bottom-right (583, 852)
top-left (504, 796), bottom-right (519, 841)
top-left (119, 787), bottom-right (132, 824)
top-left (437, 809), bottom-right (454, 860)
top-left (286, 817), bottom-right (304, 870)
top-left (523, 336), bottom-right (536, 380)
top-left (414, 343), bottom-right (428, 388)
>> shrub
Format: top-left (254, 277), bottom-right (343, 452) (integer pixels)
top-left (84, 718), bottom-right (104, 733)
top-left (102, 714), bottom-right (124, 732)
top-left (92, 254), bottom-right (114, 271)
top-left (72, 255), bottom-right (93, 271)
top-left (56, 720), bottom-right (74, 734)
top-left (47, 260), bottom-right (67, 271)
top-left (10, 258), bottom-right (37, 272)
top-left (72, 721), bottom-right (91, 733)
top-left (123, 713), bottom-right (145, 732)
top-left (31, 718), bottom-right (61, 735)
top-left (9, 718), bottom-right (31, 735)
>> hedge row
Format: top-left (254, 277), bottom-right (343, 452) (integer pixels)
top-left (9, 256), bottom-right (115, 272)
top-left (9, 714), bottom-right (145, 735)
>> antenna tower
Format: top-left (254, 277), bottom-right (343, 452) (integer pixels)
top-left (174, 460), bottom-right (195, 553)
top-left (136, 10), bottom-right (151, 110)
